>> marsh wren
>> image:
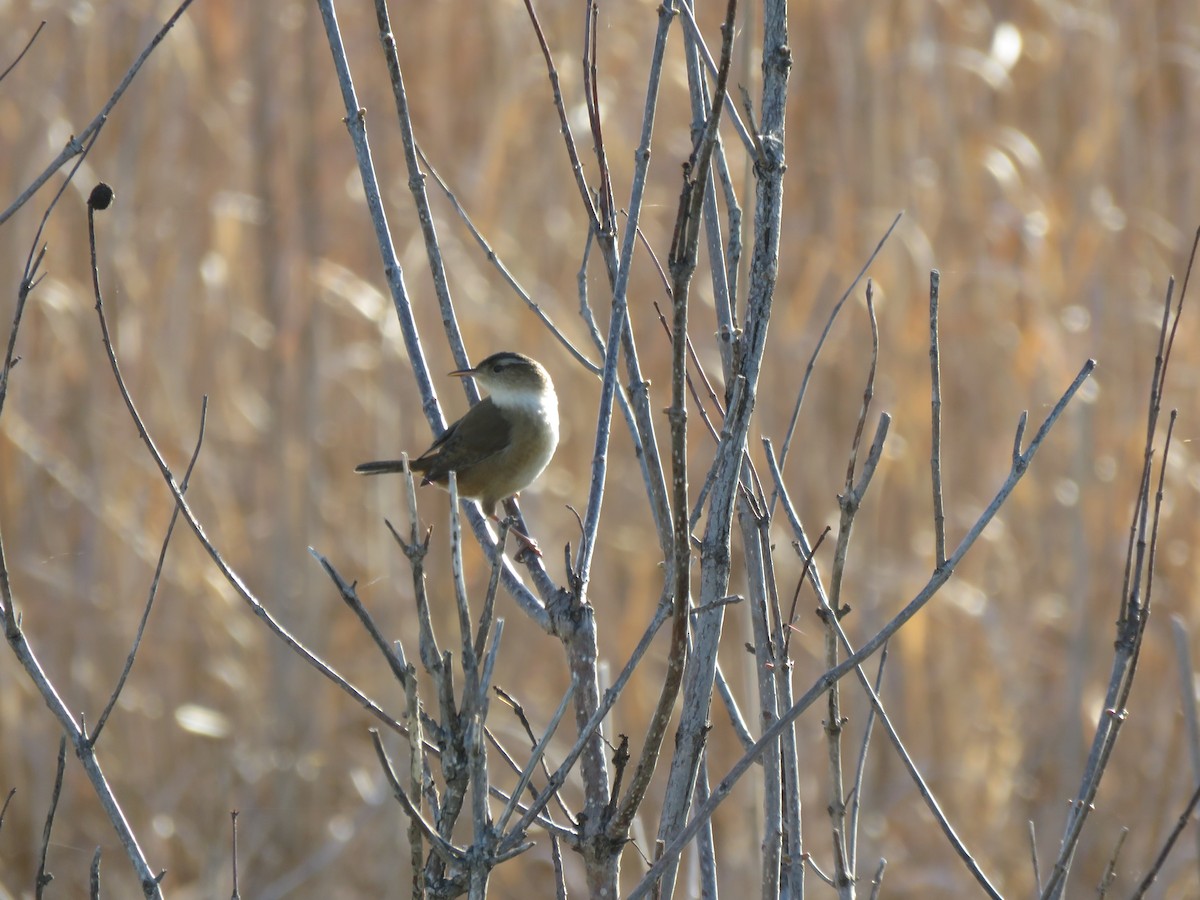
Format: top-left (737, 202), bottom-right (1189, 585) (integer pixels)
top-left (356, 351), bottom-right (559, 553)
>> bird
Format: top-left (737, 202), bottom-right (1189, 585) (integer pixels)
top-left (356, 351), bottom-right (559, 554)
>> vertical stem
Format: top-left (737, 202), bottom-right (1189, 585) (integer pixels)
top-left (928, 270), bottom-right (947, 568)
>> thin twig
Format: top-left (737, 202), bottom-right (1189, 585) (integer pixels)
top-left (629, 360), bottom-right (1095, 900)
top-left (823, 280), bottom-right (883, 894)
top-left (0, 787), bottom-right (14, 833)
top-left (768, 438), bottom-right (1002, 898)
top-left (89, 847), bottom-right (102, 900)
top-left (309, 548), bottom-right (410, 689)
top-left (491, 685), bottom-right (577, 825)
top-left (614, 0), bottom-right (740, 841)
top-left (847, 644), bottom-right (889, 873)
top-left (34, 736), bottom-right (66, 899)
top-left (1, 131), bottom-right (103, 431)
top-left (781, 525), bottom-right (830, 661)
top-left (928, 269), bottom-right (947, 567)
top-left (86, 183), bottom-right (409, 742)
top-left (551, 835), bottom-right (567, 900)
top-left (496, 678), bottom-right (578, 835)
top-left (0, 0), bottom-right (199, 226)
top-left (651, 299), bottom-right (723, 443)
top-left (371, 0), bottom-right (468, 381)
top-left (582, 0), bottom-right (616, 238)
top-left (521, 0), bottom-right (601, 231)
top-left (1043, 235), bottom-right (1193, 897)
top-left (1171, 614), bottom-right (1200, 883)
top-left (1029, 819), bottom-right (1042, 895)
top-left (771, 212), bottom-right (903, 511)
top-left (574, 0), bottom-right (679, 588)
top-left (497, 596), bottom-right (672, 850)
top-left (675, 1), bottom-right (754, 153)
top-left (90, 397), bottom-right (210, 747)
top-left (1095, 826), bottom-right (1128, 898)
top-left (415, 144), bottom-right (597, 374)
top-left (371, 731), bottom-right (464, 867)
top-left (868, 858), bottom-right (887, 900)
top-left (0, 20), bottom-right (46, 84)
top-left (230, 810), bottom-right (240, 900)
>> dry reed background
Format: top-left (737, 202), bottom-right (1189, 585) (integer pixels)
top-left (1, 0), bottom-right (1199, 897)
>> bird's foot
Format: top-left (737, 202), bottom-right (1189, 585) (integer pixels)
top-left (495, 515), bottom-right (542, 560)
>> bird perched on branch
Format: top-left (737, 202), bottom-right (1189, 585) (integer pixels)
top-left (356, 351), bottom-right (559, 554)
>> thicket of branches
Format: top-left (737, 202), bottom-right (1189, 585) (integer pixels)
top-left (2, 1), bottom-right (1199, 897)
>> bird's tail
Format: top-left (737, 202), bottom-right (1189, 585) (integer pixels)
top-left (355, 460), bottom-right (409, 475)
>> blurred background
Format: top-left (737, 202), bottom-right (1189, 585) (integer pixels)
top-left (1, 0), bottom-right (1199, 896)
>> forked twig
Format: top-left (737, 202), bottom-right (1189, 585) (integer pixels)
top-left (414, 143), bottom-right (598, 373)
top-left (822, 280), bottom-right (883, 892)
top-left (613, 0), bottom-right (740, 841)
top-left (768, 445), bottom-right (1001, 898)
top-left (1042, 230), bottom-right (1196, 898)
top-left (371, 730), bottom-right (464, 867)
top-left (2, 173), bottom-right (165, 900)
top-left (771, 211), bottom-right (903, 511)
top-left (85, 185), bottom-right (409, 743)
top-left (495, 678), bottom-right (577, 835)
top-left (89, 396), bottom-right (210, 747)
top-left (847, 644), bottom-right (889, 873)
top-left (323, 0), bottom-right (556, 630)
top-left (629, 359), bottom-right (1094, 899)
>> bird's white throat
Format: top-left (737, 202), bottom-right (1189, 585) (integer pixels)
top-left (488, 382), bottom-right (560, 436)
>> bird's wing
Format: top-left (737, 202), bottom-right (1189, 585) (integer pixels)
top-left (412, 398), bottom-right (512, 482)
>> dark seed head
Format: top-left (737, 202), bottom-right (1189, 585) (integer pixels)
top-left (88, 183), bottom-right (114, 211)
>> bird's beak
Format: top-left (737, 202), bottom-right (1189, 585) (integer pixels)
top-left (449, 366), bottom-right (476, 378)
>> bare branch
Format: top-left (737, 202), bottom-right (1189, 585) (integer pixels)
top-left (0, 787), bottom-right (14, 833)
top-left (1095, 827), bottom-right (1128, 899)
top-left (0, 0), bottom-right (199, 226)
top-left (1172, 614), bottom-right (1200, 880)
top-left (868, 858), bottom-right (887, 900)
top-left (496, 678), bottom-right (578, 835)
top-left (85, 182), bottom-right (409, 743)
top-left (1043, 235), bottom-right (1194, 898)
top-left (575, 0), bottom-right (678, 586)
top-left (371, 731), bottom-right (464, 867)
top-left (928, 269), bottom-right (947, 567)
top-left (321, 0), bottom-right (555, 629)
top-left (629, 359), bottom-right (1094, 899)
top-left (415, 145), bottom-right (598, 374)
top-left (521, 0), bottom-right (601, 230)
top-left (676, 2), bottom-right (754, 154)
top-left (771, 212), bottom-right (903, 510)
top-left (34, 736), bottom-right (66, 899)
top-left (497, 596), bottom-right (672, 850)
top-left (90, 396), bottom-right (209, 747)
top-left (847, 644), bottom-right (889, 873)
top-left (90, 846), bottom-right (102, 900)
top-left (0, 20), bottom-right (45, 84)
top-left (1028, 819), bottom-right (1041, 895)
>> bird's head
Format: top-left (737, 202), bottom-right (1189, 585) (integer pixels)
top-left (451, 351), bottom-right (555, 410)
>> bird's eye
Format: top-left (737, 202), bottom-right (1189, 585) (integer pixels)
top-left (492, 364), bottom-right (503, 373)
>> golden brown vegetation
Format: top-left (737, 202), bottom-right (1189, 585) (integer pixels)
top-left (1, 0), bottom-right (1199, 896)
